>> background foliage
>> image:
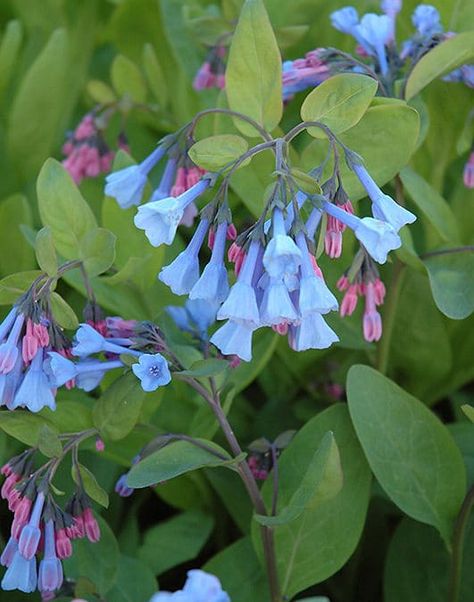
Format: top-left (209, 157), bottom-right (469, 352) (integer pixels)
top-left (0, 0), bottom-right (473, 600)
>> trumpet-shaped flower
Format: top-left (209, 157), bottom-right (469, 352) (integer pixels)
top-left (38, 521), bottom-right (63, 593)
top-left (0, 313), bottom-right (24, 375)
top-left (354, 14), bottom-right (391, 74)
top-left (330, 7), bottom-right (359, 34)
top-left (260, 277), bottom-right (299, 325)
top-left (1, 550), bottom-right (37, 593)
top-left (11, 349), bottom-right (55, 412)
top-left (289, 313), bottom-right (339, 352)
top-left (150, 158), bottom-right (177, 201)
top-left (134, 180), bottom-right (210, 247)
top-left (263, 208), bottom-right (302, 280)
top-left (159, 220), bottom-right (209, 295)
top-left (105, 145), bottom-right (166, 208)
top-left (412, 4), bottom-right (442, 36)
top-left (210, 319), bottom-right (256, 362)
top-left (190, 222), bottom-right (229, 303)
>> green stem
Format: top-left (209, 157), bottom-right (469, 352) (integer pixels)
top-left (375, 259), bottom-right (405, 375)
top-left (447, 485), bottom-right (474, 602)
top-left (421, 246), bottom-right (474, 259)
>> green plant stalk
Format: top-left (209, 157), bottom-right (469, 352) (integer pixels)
top-left (184, 376), bottom-right (283, 602)
top-left (447, 485), bottom-right (474, 602)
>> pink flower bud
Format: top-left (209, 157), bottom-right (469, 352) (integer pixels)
top-left (55, 528), bottom-right (72, 559)
top-left (83, 508), bottom-right (100, 543)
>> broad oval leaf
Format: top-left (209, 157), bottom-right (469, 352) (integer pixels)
top-left (405, 32), bottom-right (474, 100)
top-left (0, 411), bottom-right (57, 447)
top-left (0, 270), bottom-right (42, 305)
top-left (50, 293), bottom-right (79, 330)
top-left (111, 54), bottom-right (147, 103)
top-left (127, 439), bottom-right (232, 488)
top-left (37, 159), bottom-right (97, 259)
top-left (0, 194), bottom-right (35, 276)
top-left (93, 372), bottom-right (144, 441)
top-left (424, 251), bottom-right (474, 320)
top-left (302, 100), bottom-right (420, 201)
top-left (301, 73), bottom-right (378, 138)
top-left (72, 463), bottom-right (109, 509)
top-left (35, 227), bottom-right (58, 277)
top-left (226, 0), bottom-right (282, 136)
top-left (254, 404), bottom-right (371, 599)
top-left (255, 431), bottom-right (342, 526)
top-left (347, 365), bottom-right (466, 542)
top-left (79, 227), bottom-right (116, 277)
top-left (188, 135), bottom-right (249, 171)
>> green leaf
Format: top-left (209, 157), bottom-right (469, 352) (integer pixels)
top-left (384, 517), bottom-right (474, 602)
top-left (462, 404), bottom-right (474, 423)
top-left (424, 252), bottom-right (474, 320)
top-left (302, 100), bottom-right (420, 201)
top-left (255, 431), bottom-right (342, 526)
top-left (142, 43), bottom-right (168, 107)
top-left (0, 20), bottom-right (23, 102)
top-left (111, 54), bottom-right (147, 103)
top-left (188, 135), bottom-right (248, 171)
top-left (177, 358), bottom-right (229, 378)
top-left (79, 227), bottom-right (116, 277)
top-left (106, 556), bottom-right (157, 602)
top-left (405, 32), bottom-right (474, 100)
top-left (254, 404), bottom-right (371, 599)
top-left (0, 194), bottom-right (35, 276)
top-left (37, 424), bottom-right (62, 458)
top-left (0, 270), bottom-right (42, 305)
top-left (72, 463), bottom-right (109, 509)
top-left (0, 411), bottom-right (57, 447)
top-left (347, 365), bottom-right (466, 541)
top-left (226, 0), bottom-right (282, 136)
top-left (35, 227), bottom-right (58, 277)
top-left (301, 73), bottom-right (378, 138)
top-left (93, 372), bottom-right (144, 441)
top-left (290, 168), bottom-right (322, 196)
top-left (205, 537), bottom-right (269, 602)
top-left (63, 515), bottom-right (119, 596)
top-left (127, 439), bottom-right (232, 488)
top-left (50, 293), bottom-right (79, 330)
top-left (138, 510), bottom-right (214, 574)
top-left (7, 29), bottom-right (70, 177)
top-left (86, 80), bottom-right (117, 104)
top-left (400, 167), bottom-right (460, 243)
top-left (37, 159), bottom-right (97, 259)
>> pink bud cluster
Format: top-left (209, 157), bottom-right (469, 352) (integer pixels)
top-left (193, 46), bottom-right (227, 90)
top-left (337, 275), bottom-right (386, 342)
top-left (325, 200), bottom-right (354, 258)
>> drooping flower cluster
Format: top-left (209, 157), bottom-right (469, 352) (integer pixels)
top-left (149, 569), bottom-right (230, 602)
top-left (193, 46), bottom-right (227, 91)
top-left (105, 117), bottom-right (416, 357)
top-left (62, 111), bottom-right (128, 184)
top-left (282, 50), bottom-right (331, 102)
top-left (1, 449), bottom-right (101, 596)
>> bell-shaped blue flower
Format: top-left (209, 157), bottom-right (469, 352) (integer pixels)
top-left (11, 349), bottom-right (55, 412)
top-left (210, 319), bottom-right (256, 362)
top-left (0, 313), bottom-right (24, 375)
top-left (290, 312), bottom-right (339, 351)
top-left (354, 14), bottom-right (391, 74)
top-left (330, 7), bottom-right (359, 34)
top-left (190, 222), bottom-right (229, 303)
top-left (0, 537), bottom-right (18, 568)
top-left (263, 208), bottom-right (302, 280)
top-left (322, 202), bottom-right (401, 263)
top-left (134, 180), bottom-right (210, 247)
top-left (352, 163), bottom-right (416, 232)
top-left (217, 241), bottom-right (261, 325)
top-left (18, 492), bottom-right (45, 559)
top-left (47, 352), bottom-right (123, 388)
top-left (159, 219), bottom-right (209, 295)
top-left (1, 550), bottom-right (37, 593)
top-left (412, 4), bottom-right (442, 36)
top-left (296, 233), bottom-right (338, 316)
top-left (150, 158), bottom-right (177, 201)
top-left (105, 145), bottom-right (166, 209)
top-left (182, 569), bottom-right (231, 602)
top-left (132, 353), bottom-right (171, 392)
top-left (166, 299), bottom-right (219, 339)
top-left (72, 324), bottom-right (140, 358)
top-left (260, 277), bottom-right (299, 325)
top-left (38, 521), bottom-right (63, 593)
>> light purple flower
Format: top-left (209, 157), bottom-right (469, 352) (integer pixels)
top-left (1, 550), bottom-right (37, 592)
top-left (190, 222), bottom-right (229, 303)
top-left (149, 570), bottom-right (230, 602)
top-left (166, 299), bottom-right (219, 338)
top-left (259, 278), bottom-right (299, 325)
top-left (132, 353), bottom-right (171, 392)
top-left (0, 537), bottom-right (18, 568)
top-left (72, 324), bottom-right (140, 358)
top-left (115, 473), bottom-right (134, 497)
top-left (105, 146), bottom-right (166, 208)
top-left (159, 220), bottom-right (209, 295)
top-left (354, 14), bottom-right (392, 74)
top-left (151, 158), bottom-right (177, 201)
top-left (0, 313), bottom-right (24, 375)
top-left (134, 180), bottom-right (210, 247)
top-left (18, 492), bottom-right (45, 560)
top-left (38, 521), bottom-right (63, 593)
top-left (46, 352), bottom-right (123, 388)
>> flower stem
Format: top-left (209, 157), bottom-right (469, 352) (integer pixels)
top-left (447, 485), bottom-right (474, 602)
top-left (184, 376), bottom-right (283, 602)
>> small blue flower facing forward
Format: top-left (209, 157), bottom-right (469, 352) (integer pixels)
top-left (149, 569), bottom-right (230, 602)
top-left (132, 353), bottom-right (171, 392)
